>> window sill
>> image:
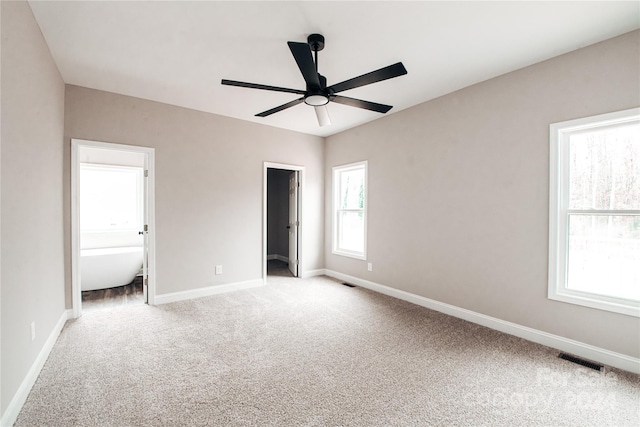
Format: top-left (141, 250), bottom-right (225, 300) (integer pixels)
top-left (548, 288), bottom-right (640, 318)
top-left (332, 249), bottom-right (367, 261)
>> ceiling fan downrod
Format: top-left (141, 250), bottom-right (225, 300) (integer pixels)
top-left (303, 34), bottom-right (329, 108)
top-left (307, 33), bottom-right (325, 74)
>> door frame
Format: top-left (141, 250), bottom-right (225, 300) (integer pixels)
top-left (287, 170), bottom-right (299, 277)
top-left (263, 162), bottom-right (305, 282)
top-left (71, 139), bottom-right (157, 318)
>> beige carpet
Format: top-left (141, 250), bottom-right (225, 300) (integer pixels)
top-left (15, 272), bottom-right (640, 426)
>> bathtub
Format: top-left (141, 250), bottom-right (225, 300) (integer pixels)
top-left (80, 246), bottom-right (144, 291)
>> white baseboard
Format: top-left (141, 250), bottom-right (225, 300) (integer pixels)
top-left (154, 279), bottom-right (265, 305)
top-left (266, 254), bottom-right (289, 263)
top-left (1, 309), bottom-right (72, 427)
top-left (324, 269), bottom-right (640, 374)
top-left (301, 269), bottom-right (326, 278)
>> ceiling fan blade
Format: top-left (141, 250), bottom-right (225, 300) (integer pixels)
top-left (331, 95), bottom-right (393, 114)
top-left (255, 97), bottom-right (304, 117)
top-left (287, 41), bottom-right (321, 90)
top-left (314, 105), bottom-right (331, 127)
top-left (327, 62), bottom-right (407, 94)
top-left (221, 79), bottom-right (305, 95)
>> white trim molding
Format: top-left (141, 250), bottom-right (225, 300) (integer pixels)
top-left (1, 310), bottom-right (71, 427)
top-left (548, 108), bottom-right (640, 317)
top-left (324, 269), bottom-right (640, 374)
top-left (301, 269), bottom-right (327, 279)
top-left (266, 255), bottom-right (324, 278)
top-left (154, 279), bottom-right (264, 305)
top-left (266, 254), bottom-right (289, 263)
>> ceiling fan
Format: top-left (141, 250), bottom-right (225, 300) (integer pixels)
top-left (221, 34), bottom-right (407, 127)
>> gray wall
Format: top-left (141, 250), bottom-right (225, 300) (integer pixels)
top-left (267, 169), bottom-right (290, 258)
top-left (1, 0), bottom-right (66, 415)
top-left (64, 85), bottom-right (324, 301)
top-left (325, 30), bottom-right (640, 358)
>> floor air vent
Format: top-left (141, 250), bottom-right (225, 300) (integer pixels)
top-left (342, 282), bottom-right (356, 288)
top-left (558, 353), bottom-right (603, 371)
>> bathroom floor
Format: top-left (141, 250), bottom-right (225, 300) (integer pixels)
top-left (81, 276), bottom-right (144, 311)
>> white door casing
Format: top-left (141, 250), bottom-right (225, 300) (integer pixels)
top-left (142, 164), bottom-right (149, 303)
top-left (262, 162), bottom-right (304, 282)
top-left (71, 139), bottom-right (156, 317)
top-left (288, 171), bottom-right (299, 277)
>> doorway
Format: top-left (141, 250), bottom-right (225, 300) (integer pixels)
top-left (263, 162), bottom-right (304, 281)
top-left (71, 139), bottom-right (156, 317)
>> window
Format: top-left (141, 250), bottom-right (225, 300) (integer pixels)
top-left (549, 108), bottom-right (640, 317)
top-left (333, 161), bottom-right (367, 259)
top-left (80, 164), bottom-right (143, 232)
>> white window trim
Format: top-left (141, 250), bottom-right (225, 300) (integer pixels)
top-left (548, 107), bottom-right (640, 317)
top-left (332, 161), bottom-right (368, 260)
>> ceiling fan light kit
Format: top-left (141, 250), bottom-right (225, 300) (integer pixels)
top-left (221, 33), bottom-right (407, 127)
top-left (304, 94), bottom-right (329, 106)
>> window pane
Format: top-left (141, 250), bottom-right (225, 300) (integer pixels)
top-left (569, 122), bottom-right (640, 210)
top-left (340, 168), bottom-right (365, 209)
top-left (80, 167), bottom-right (141, 231)
top-left (338, 211), bottom-right (364, 253)
top-left (567, 214), bottom-right (640, 301)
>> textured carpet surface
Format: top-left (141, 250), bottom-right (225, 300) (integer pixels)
top-left (15, 273), bottom-right (640, 426)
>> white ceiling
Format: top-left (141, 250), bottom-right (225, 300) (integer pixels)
top-left (28, 1), bottom-right (639, 137)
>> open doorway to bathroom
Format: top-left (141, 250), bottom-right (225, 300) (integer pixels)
top-left (71, 139), bottom-right (156, 317)
top-left (263, 162), bottom-right (304, 280)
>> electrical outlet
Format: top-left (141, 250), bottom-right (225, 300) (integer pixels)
top-left (215, 265), bottom-right (222, 275)
top-left (31, 322), bottom-right (36, 341)
top-left (367, 263), bottom-right (373, 272)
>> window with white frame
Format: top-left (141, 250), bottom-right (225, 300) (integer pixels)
top-left (80, 164), bottom-right (143, 232)
top-left (333, 161), bottom-right (367, 259)
top-left (548, 108), bottom-right (640, 317)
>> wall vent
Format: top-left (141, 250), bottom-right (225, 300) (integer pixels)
top-left (558, 353), bottom-right (603, 371)
top-left (342, 282), bottom-right (356, 288)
